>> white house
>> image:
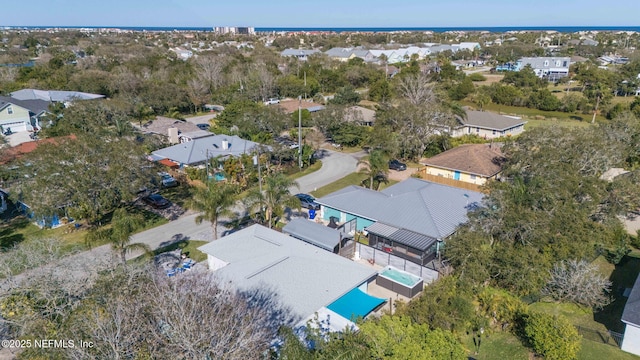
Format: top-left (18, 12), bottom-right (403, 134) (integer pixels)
top-left (622, 274), bottom-right (640, 356)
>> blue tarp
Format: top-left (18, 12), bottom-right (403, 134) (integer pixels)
top-left (327, 288), bottom-right (386, 321)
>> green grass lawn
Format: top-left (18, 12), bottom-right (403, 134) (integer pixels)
top-left (462, 100), bottom-right (606, 124)
top-left (525, 254), bottom-right (640, 359)
top-left (579, 338), bottom-right (640, 360)
top-left (462, 331), bottom-right (530, 360)
top-left (310, 173), bottom-right (398, 198)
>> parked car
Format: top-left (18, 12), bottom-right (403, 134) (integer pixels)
top-left (142, 194), bottom-right (171, 209)
top-left (196, 123), bottom-right (210, 131)
top-left (159, 172), bottom-right (178, 187)
top-left (389, 159), bottom-right (407, 171)
top-left (264, 98), bottom-right (280, 105)
top-left (295, 193), bottom-right (321, 210)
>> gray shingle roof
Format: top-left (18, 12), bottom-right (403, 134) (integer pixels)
top-left (317, 178), bottom-right (484, 240)
top-left (623, 274), bottom-right (640, 326)
top-left (197, 225), bottom-right (378, 320)
top-left (282, 218), bottom-right (347, 252)
top-left (0, 96), bottom-right (49, 115)
top-left (459, 110), bottom-right (527, 131)
top-left (151, 134), bottom-right (263, 165)
top-left (518, 57), bottom-right (571, 70)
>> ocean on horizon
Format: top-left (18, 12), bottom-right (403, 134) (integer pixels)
top-left (3, 25), bottom-right (640, 33)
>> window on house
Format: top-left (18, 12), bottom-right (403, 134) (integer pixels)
top-left (476, 127), bottom-right (479, 133)
top-left (563, 61), bottom-right (568, 67)
top-left (544, 60), bottom-right (549, 66)
top-left (7, 106), bottom-right (13, 115)
top-left (492, 130), bottom-right (496, 135)
top-left (556, 60), bottom-right (561, 67)
top-left (470, 174), bottom-right (477, 180)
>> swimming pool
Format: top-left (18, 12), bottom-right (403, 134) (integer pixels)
top-left (379, 267), bottom-right (421, 287)
top-left (376, 266), bottom-right (424, 298)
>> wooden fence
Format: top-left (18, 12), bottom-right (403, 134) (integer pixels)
top-left (416, 170), bottom-right (484, 192)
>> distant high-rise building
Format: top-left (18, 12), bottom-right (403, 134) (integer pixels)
top-left (213, 26), bottom-right (255, 35)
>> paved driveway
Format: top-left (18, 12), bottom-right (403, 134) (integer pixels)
top-left (291, 149), bottom-right (363, 194)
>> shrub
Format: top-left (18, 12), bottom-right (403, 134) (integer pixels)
top-left (541, 259), bottom-right (612, 309)
top-left (524, 312), bottom-right (581, 360)
top-left (468, 73), bottom-right (487, 82)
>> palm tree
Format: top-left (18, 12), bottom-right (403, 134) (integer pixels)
top-left (358, 150), bottom-right (389, 190)
top-left (104, 208), bottom-right (151, 267)
top-left (189, 181), bottom-right (239, 240)
top-left (246, 173), bottom-right (300, 228)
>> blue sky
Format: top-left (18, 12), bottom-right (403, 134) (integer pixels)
top-left (2, 0), bottom-right (638, 28)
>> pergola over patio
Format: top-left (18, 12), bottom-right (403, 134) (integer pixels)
top-left (365, 222), bottom-right (438, 266)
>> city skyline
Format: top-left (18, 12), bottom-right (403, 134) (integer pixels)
top-left (2, 0), bottom-right (638, 28)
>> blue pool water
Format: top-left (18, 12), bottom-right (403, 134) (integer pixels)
top-left (214, 173), bottom-right (225, 181)
top-left (380, 267), bottom-right (421, 287)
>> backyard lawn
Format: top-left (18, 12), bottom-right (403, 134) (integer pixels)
top-left (463, 331), bottom-right (530, 360)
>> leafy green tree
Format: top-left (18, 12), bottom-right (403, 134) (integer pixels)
top-left (358, 316), bottom-right (466, 360)
top-left (189, 182), bottom-right (239, 240)
top-left (501, 65), bottom-right (545, 89)
top-left (88, 208), bottom-right (151, 266)
top-left (528, 89), bottom-right (561, 111)
top-left (524, 312), bottom-right (581, 360)
top-left (400, 276), bottom-right (476, 333)
top-left (358, 150), bottom-right (389, 189)
top-left (329, 86), bottom-right (361, 105)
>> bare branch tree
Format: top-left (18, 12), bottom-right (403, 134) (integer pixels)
top-left (397, 73), bottom-right (436, 106)
top-left (542, 259), bottom-right (612, 309)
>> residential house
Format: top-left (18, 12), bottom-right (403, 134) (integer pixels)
top-left (325, 48), bottom-right (376, 62)
top-left (316, 178), bottom-right (484, 266)
top-left (142, 116), bottom-right (212, 144)
top-left (171, 47), bottom-right (193, 60)
top-left (3, 89), bottom-right (105, 131)
top-left (516, 57), bottom-right (571, 81)
top-left (197, 224), bottom-right (383, 329)
top-left (150, 134), bottom-right (263, 167)
top-left (622, 274), bottom-right (640, 356)
top-left (421, 143), bottom-right (505, 185)
top-left (451, 110), bottom-right (526, 139)
top-left (280, 48), bottom-right (320, 61)
top-left (0, 96), bottom-right (49, 133)
top-left (344, 106), bottom-right (375, 126)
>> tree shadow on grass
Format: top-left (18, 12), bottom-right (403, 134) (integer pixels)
top-left (593, 255), bottom-right (640, 333)
top-left (0, 216), bottom-right (30, 249)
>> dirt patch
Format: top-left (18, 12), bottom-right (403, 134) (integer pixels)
top-left (474, 74), bottom-right (504, 86)
top-left (388, 167), bottom-right (418, 182)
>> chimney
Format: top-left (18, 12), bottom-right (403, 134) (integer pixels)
top-left (167, 127), bottom-right (179, 144)
top-left (222, 139), bottom-right (229, 150)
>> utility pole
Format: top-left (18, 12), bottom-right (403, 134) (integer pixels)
top-left (298, 96), bottom-right (302, 169)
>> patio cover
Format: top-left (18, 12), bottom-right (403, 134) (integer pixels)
top-left (282, 218), bottom-right (347, 252)
top-left (327, 288), bottom-right (386, 321)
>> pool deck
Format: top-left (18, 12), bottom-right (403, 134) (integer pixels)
top-left (356, 259), bottom-right (421, 315)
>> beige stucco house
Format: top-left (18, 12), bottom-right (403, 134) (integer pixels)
top-left (421, 143), bottom-right (505, 185)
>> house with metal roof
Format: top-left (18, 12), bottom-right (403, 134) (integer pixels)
top-left (622, 274), bottom-right (640, 355)
top-left (0, 96), bottom-right (49, 133)
top-left (421, 143), bottom-right (505, 186)
top-left (315, 178), bottom-right (483, 266)
top-left (10, 89), bottom-right (105, 102)
top-left (197, 224), bottom-right (383, 326)
top-left (282, 218), bottom-right (350, 253)
top-left (150, 134), bottom-right (264, 166)
top-left (451, 110), bottom-right (526, 139)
